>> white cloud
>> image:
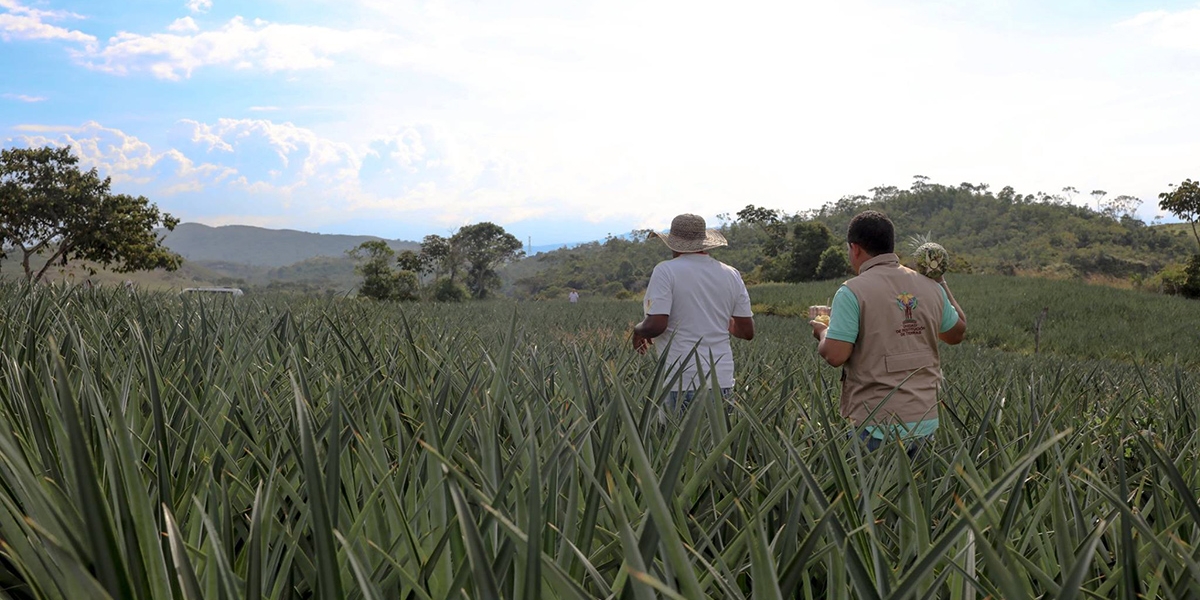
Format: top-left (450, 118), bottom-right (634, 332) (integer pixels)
top-left (82, 16), bottom-right (393, 80)
top-left (171, 119), bottom-right (233, 153)
top-left (248, 105), bottom-right (279, 112)
top-left (12, 123), bottom-right (77, 132)
top-left (0, 0), bottom-right (83, 20)
top-left (170, 118), bottom-right (361, 188)
top-left (1117, 6), bottom-right (1200, 52)
top-left (5, 117), bottom-right (556, 231)
top-left (329, 0), bottom-right (1200, 227)
top-left (11, 121), bottom-right (236, 192)
top-left (0, 0), bottom-right (94, 45)
top-left (186, 0), bottom-right (212, 15)
top-left (3, 93), bottom-right (45, 102)
top-left (167, 17), bottom-right (198, 33)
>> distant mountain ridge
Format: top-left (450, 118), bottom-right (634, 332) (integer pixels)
top-left (160, 223), bottom-right (420, 268)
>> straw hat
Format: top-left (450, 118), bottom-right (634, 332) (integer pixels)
top-left (651, 214), bottom-right (728, 253)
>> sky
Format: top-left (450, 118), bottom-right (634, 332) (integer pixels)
top-left (2, 0), bottom-right (1199, 246)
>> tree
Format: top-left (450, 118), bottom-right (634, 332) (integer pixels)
top-left (1102, 195), bottom-right (1142, 219)
top-left (349, 240), bottom-right (400, 300)
top-left (0, 146), bottom-right (182, 283)
top-left (419, 234), bottom-right (459, 282)
top-left (784, 221), bottom-right (833, 282)
top-left (395, 249), bottom-right (424, 274)
top-left (1183, 254), bottom-right (1200, 299)
top-left (815, 245), bottom-right (852, 279)
top-left (869, 185), bottom-right (900, 202)
top-left (452, 222), bottom-right (524, 299)
top-left (736, 204), bottom-right (787, 256)
top-left (1159, 179), bottom-right (1200, 251)
top-left (432, 277), bottom-right (469, 302)
top-left (394, 270), bottom-right (420, 301)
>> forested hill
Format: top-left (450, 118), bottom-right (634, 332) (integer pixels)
top-left (506, 181), bottom-right (1198, 299)
top-left (809, 183), bottom-right (1194, 277)
top-left (160, 223), bottom-right (419, 267)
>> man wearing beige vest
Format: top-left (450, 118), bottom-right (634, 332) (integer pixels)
top-left (809, 210), bottom-right (967, 451)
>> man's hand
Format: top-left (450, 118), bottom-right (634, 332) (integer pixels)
top-left (809, 320), bottom-right (828, 341)
top-left (632, 331), bottom-right (653, 354)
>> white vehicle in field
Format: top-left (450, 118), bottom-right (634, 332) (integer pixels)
top-left (181, 287), bottom-right (244, 297)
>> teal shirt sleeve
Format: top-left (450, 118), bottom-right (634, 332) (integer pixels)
top-left (938, 286), bottom-right (959, 333)
top-left (826, 285), bottom-right (859, 343)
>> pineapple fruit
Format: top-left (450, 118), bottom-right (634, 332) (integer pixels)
top-left (809, 305), bottom-right (831, 325)
top-left (907, 233), bottom-right (949, 280)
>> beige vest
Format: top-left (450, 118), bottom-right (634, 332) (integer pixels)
top-left (840, 253), bottom-right (945, 426)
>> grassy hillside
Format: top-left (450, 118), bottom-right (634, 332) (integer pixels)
top-left (1154, 221), bottom-right (1200, 247)
top-left (160, 222), bottom-right (419, 267)
top-left (0, 253), bottom-right (361, 294)
top-left (0, 254), bottom-right (231, 290)
top-left (192, 256), bottom-right (363, 292)
top-left (0, 223), bottom-right (417, 292)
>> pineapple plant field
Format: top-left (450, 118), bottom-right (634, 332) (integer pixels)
top-left (0, 277), bottom-right (1198, 599)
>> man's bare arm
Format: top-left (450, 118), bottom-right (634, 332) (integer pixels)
top-left (729, 316), bottom-right (755, 341)
top-left (632, 314), bottom-right (669, 354)
top-left (937, 278), bottom-right (967, 345)
top-left (811, 321), bottom-right (854, 366)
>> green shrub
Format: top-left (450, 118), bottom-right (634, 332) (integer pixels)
top-left (597, 281), bottom-right (626, 297)
top-left (395, 270), bottom-right (420, 301)
top-left (1153, 262), bottom-right (1190, 295)
top-left (1183, 253), bottom-right (1200, 299)
top-left (433, 277), bottom-right (469, 302)
top-left (1039, 262), bottom-right (1080, 280)
top-left (815, 246), bottom-right (851, 280)
top-left (536, 285), bottom-right (564, 301)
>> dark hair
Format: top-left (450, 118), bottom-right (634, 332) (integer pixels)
top-left (847, 210), bottom-right (894, 256)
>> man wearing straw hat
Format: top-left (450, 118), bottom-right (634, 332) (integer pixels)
top-left (632, 214), bottom-right (756, 412)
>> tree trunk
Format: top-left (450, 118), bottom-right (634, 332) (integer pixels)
top-left (21, 248), bottom-right (32, 282)
top-left (32, 243), bottom-right (70, 284)
top-left (19, 238), bottom-right (54, 282)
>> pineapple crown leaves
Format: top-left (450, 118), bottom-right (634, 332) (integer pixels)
top-left (905, 231), bottom-right (937, 255)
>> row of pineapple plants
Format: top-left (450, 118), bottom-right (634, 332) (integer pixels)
top-left (0, 282), bottom-right (1197, 598)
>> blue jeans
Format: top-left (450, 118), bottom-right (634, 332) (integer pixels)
top-left (665, 387), bottom-right (733, 413)
top-left (857, 429), bottom-right (933, 457)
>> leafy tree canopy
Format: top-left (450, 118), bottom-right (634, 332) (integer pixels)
top-left (0, 146), bottom-right (181, 283)
top-left (452, 222), bottom-right (524, 299)
top-left (352, 222), bottom-right (523, 300)
top-left (1159, 179), bottom-right (1200, 251)
top-left (348, 240), bottom-right (401, 300)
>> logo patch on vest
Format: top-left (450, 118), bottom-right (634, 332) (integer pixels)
top-left (895, 293), bottom-right (925, 337)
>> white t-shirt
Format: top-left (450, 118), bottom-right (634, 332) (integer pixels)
top-left (568, 291), bottom-right (579, 303)
top-left (642, 254), bottom-right (753, 390)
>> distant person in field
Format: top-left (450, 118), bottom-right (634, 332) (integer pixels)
top-left (809, 210), bottom-right (967, 451)
top-left (632, 213), bottom-right (755, 412)
top-left (568, 290), bottom-right (579, 303)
